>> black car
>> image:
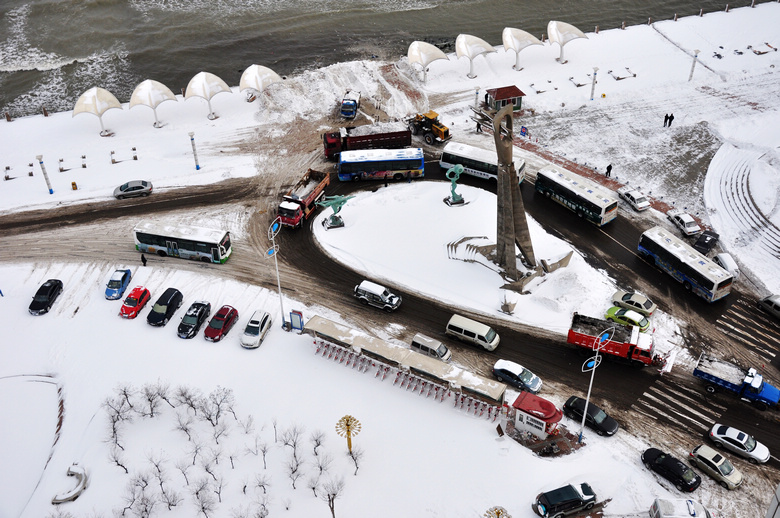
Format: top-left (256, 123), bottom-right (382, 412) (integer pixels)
top-left (641, 447), bottom-right (701, 492)
top-left (562, 396), bottom-right (619, 437)
top-left (147, 287), bottom-right (183, 327)
top-left (692, 230), bottom-right (719, 255)
top-left (534, 482), bottom-right (596, 518)
top-left (178, 301), bottom-right (211, 339)
top-left (29, 279), bottom-right (63, 315)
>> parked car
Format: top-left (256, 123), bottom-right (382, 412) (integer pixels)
top-left (692, 230), bottom-right (719, 255)
top-left (641, 447), bottom-right (701, 492)
top-left (649, 498), bottom-right (713, 518)
top-left (617, 186), bottom-right (650, 211)
top-left (120, 286), bottom-right (151, 319)
top-left (178, 301), bottom-right (211, 339)
top-left (758, 294), bottom-right (780, 321)
top-left (146, 287), bottom-right (183, 327)
top-left (534, 482), bottom-right (596, 518)
top-left (113, 180), bottom-right (152, 199)
top-left (712, 253), bottom-right (740, 279)
top-left (29, 279), bottom-right (63, 315)
top-left (204, 305), bottom-right (239, 342)
top-left (353, 280), bottom-right (401, 312)
top-left (105, 269), bottom-right (132, 300)
top-left (689, 443), bottom-right (743, 490)
top-left (492, 359), bottom-right (542, 394)
top-left (611, 290), bottom-right (656, 316)
top-left (605, 306), bottom-right (650, 332)
top-left (667, 209), bottom-right (702, 236)
top-left (562, 396), bottom-right (619, 436)
top-left (240, 310), bottom-right (272, 349)
top-left (708, 423), bottom-right (770, 464)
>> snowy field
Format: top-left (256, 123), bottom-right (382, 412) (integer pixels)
top-left (2, 4), bottom-right (780, 518)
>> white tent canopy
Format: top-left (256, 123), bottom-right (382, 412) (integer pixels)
top-left (502, 28), bottom-right (543, 71)
top-left (547, 21), bottom-right (588, 63)
top-left (239, 65), bottom-right (282, 95)
top-left (129, 79), bottom-right (177, 128)
top-left (407, 41), bottom-right (449, 83)
top-left (72, 86), bottom-right (122, 136)
top-left (185, 71), bottom-right (232, 120)
top-left (455, 34), bottom-right (497, 79)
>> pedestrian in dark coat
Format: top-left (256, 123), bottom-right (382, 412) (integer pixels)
top-left (141, 254), bottom-right (147, 267)
top-left (664, 114), bottom-right (669, 127)
top-left (668, 113), bottom-right (675, 127)
top-left (605, 164), bottom-right (612, 177)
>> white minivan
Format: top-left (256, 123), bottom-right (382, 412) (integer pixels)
top-left (410, 333), bottom-right (452, 362)
top-left (445, 314), bottom-right (499, 351)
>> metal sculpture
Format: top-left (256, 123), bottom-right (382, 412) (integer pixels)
top-left (444, 164), bottom-right (465, 206)
top-left (317, 194), bottom-right (355, 229)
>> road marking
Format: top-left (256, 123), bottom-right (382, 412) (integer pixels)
top-left (646, 386), bottom-right (720, 422)
top-left (715, 324), bottom-right (776, 359)
top-left (635, 397), bottom-right (706, 431)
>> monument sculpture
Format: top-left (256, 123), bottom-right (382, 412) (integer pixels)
top-left (317, 194), bottom-right (355, 229)
top-left (444, 164), bottom-right (465, 206)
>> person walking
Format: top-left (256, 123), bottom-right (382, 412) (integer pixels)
top-left (141, 253), bottom-right (147, 267)
top-left (0, 288), bottom-right (4, 297)
top-left (664, 114), bottom-right (669, 127)
top-left (668, 113), bottom-right (675, 127)
top-left (605, 164), bottom-right (613, 178)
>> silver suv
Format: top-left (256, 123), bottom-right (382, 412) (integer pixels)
top-left (353, 280), bottom-right (401, 312)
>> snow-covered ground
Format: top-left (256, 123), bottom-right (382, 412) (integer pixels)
top-left (1, 4), bottom-right (779, 518)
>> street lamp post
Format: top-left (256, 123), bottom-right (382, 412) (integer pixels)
top-left (188, 132), bottom-right (200, 170)
top-left (267, 217), bottom-right (288, 331)
top-left (578, 326), bottom-right (614, 443)
top-left (36, 155), bottom-right (53, 194)
top-left (688, 49), bottom-right (700, 82)
top-left (589, 67), bottom-right (599, 101)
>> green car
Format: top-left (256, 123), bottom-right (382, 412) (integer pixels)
top-left (605, 306), bottom-right (650, 332)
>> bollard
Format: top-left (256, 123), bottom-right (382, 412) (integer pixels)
top-left (110, 151), bottom-right (116, 164)
top-left (648, 17), bottom-right (652, 25)
top-left (81, 155), bottom-right (86, 168)
top-left (674, 13), bottom-right (678, 21)
top-left (29, 171), bottom-right (34, 177)
top-left (621, 21), bottom-right (625, 30)
top-left (5, 112), bottom-right (11, 122)
top-left (725, 4), bottom-right (729, 12)
top-left (595, 25), bottom-right (599, 34)
top-left (699, 8), bottom-right (703, 16)
top-left (71, 181), bottom-right (78, 190)
top-left (751, 0), bottom-right (755, 6)
top-left (42, 106), bottom-right (48, 117)
top-left (132, 147), bottom-right (137, 160)
top-left (59, 159), bottom-right (65, 172)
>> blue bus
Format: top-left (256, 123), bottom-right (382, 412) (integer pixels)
top-left (338, 147), bottom-right (425, 182)
top-left (638, 225), bottom-right (733, 302)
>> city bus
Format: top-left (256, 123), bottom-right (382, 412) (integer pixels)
top-left (337, 147), bottom-right (425, 182)
top-left (535, 166), bottom-right (618, 226)
top-left (439, 141), bottom-right (526, 184)
top-left (638, 225), bottom-right (733, 302)
top-left (133, 221), bottom-right (232, 263)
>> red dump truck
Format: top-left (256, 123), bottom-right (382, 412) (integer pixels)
top-left (566, 313), bottom-right (665, 368)
top-left (277, 169), bottom-right (330, 229)
top-left (322, 125), bottom-right (412, 160)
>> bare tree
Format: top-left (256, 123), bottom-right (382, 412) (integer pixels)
top-left (117, 383), bottom-right (136, 411)
top-left (213, 420), bottom-right (229, 445)
top-left (202, 461), bottom-right (217, 481)
top-left (191, 477), bottom-right (211, 499)
top-left (133, 492), bottom-right (157, 518)
top-left (104, 394), bottom-right (133, 450)
top-left (272, 418), bottom-right (278, 442)
top-left (189, 440), bottom-right (204, 466)
top-left (228, 447), bottom-right (240, 469)
top-left (280, 425), bottom-right (303, 454)
top-left (175, 412), bottom-right (194, 441)
top-left (316, 453), bottom-right (333, 475)
top-left (199, 386), bottom-right (234, 427)
top-left (310, 430), bottom-right (325, 456)
top-left (244, 434), bottom-right (261, 456)
top-left (307, 475), bottom-right (320, 497)
top-left (321, 477), bottom-right (345, 518)
top-left (259, 441), bottom-right (270, 469)
top-left (348, 447), bottom-right (364, 476)
top-left (119, 481), bottom-right (140, 516)
top-left (154, 380), bottom-right (176, 408)
top-left (160, 486), bottom-right (182, 510)
top-left (110, 445), bottom-right (129, 474)
top-left (237, 414), bottom-right (255, 435)
top-left (175, 385), bottom-right (202, 415)
top-left (230, 505), bottom-right (251, 518)
top-left (141, 383), bottom-right (162, 418)
top-left (254, 473), bottom-right (271, 494)
top-left (193, 488), bottom-right (216, 518)
top-left (213, 475), bottom-right (227, 503)
top-left (175, 459), bottom-right (191, 485)
top-left (286, 455), bottom-right (304, 489)
top-left (254, 495), bottom-right (270, 518)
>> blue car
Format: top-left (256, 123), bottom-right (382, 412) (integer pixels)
top-left (105, 269), bottom-right (132, 300)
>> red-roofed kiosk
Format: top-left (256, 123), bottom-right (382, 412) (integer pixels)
top-left (510, 392), bottom-right (562, 440)
top-left (485, 85), bottom-right (525, 112)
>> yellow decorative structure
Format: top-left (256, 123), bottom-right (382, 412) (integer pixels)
top-left (335, 415), bottom-right (362, 453)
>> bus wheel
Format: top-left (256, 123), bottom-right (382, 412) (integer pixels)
top-left (545, 190), bottom-right (551, 197)
top-left (393, 173), bottom-right (403, 181)
top-left (683, 281), bottom-right (692, 291)
top-left (201, 257), bottom-right (211, 263)
top-left (705, 385), bottom-right (716, 394)
top-left (157, 250), bottom-right (167, 258)
top-left (352, 175), bottom-right (361, 182)
top-left (576, 210), bottom-right (584, 218)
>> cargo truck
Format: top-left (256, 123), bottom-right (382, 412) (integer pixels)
top-left (276, 169), bottom-right (330, 229)
top-left (693, 353), bottom-right (780, 410)
top-left (340, 90), bottom-right (360, 119)
top-left (322, 126), bottom-right (412, 160)
top-left (566, 313), bottom-right (665, 367)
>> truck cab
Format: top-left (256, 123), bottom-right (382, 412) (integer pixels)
top-left (340, 91), bottom-right (360, 119)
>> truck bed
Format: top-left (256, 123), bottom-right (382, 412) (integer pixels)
top-left (287, 170), bottom-right (328, 200)
top-left (570, 313), bottom-right (634, 344)
top-left (694, 354), bottom-right (746, 386)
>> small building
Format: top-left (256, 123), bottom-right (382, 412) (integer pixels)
top-left (510, 391), bottom-right (562, 439)
top-left (485, 85), bottom-right (525, 112)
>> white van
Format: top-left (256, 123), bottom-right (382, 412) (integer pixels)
top-left (649, 498), bottom-right (712, 518)
top-left (410, 333), bottom-right (452, 362)
top-left (712, 253), bottom-right (740, 279)
top-left (353, 280), bottom-right (402, 312)
top-left (445, 314), bottom-right (500, 351)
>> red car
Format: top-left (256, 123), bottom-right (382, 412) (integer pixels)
top-left (204, 305), bottom-right (239, 342)
top-left (120, 286), bottom-right (151, 319)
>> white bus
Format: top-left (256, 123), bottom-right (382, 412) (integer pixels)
top-left (133, 221), bottom-right (233, 264)
top-left (638, 225), bottom-right (733, 302)
top-left (535, 166), bottom-right (618, 226)
top-left (439, 141), bottom-right (526, 184)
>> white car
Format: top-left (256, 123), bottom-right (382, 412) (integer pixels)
top-left (617, 186), bottom-right (650, 211)
top-left (709, 423), bottom-right (770, 464)
top-left (240, 310), bottom-right (272, 349)
top-left (667, 209), bottom-right (702, 236)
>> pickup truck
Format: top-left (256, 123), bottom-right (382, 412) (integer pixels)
top-left (693, 353), bottom-right (780, 410)
top-left (617, 186), bottom-right (650, 211)
top-left (667, 209), bottom-right (702, 236)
